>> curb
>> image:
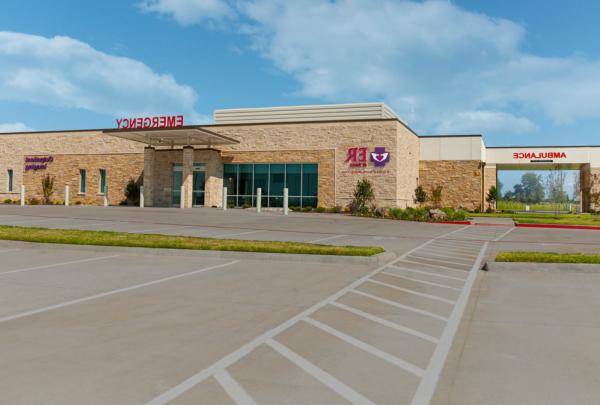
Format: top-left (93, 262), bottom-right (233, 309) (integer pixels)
top-left (0, 240), bottom-right (395, 266)
top-left (485, 261), bottom-right (600, 273)
top-left (430, 221), bottom-right (472, 225)
top-left (516, 223), bottom-right (600, 231)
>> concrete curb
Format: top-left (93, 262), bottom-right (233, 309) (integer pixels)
top-left (485, 261), bottom-right (600, 273)
top-left (516, 223), bottom-right (600, 231)
top-left (0, 240), bottom-right (396, 266)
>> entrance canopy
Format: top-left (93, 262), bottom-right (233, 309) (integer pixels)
top-left (103, 126), bottom-right (239, 147)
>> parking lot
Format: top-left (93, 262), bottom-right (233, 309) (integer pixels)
top-left (1, 206), bottom-right (599, 404)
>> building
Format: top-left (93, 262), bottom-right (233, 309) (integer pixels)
top-left (1, 103), bottom-right (599, 211)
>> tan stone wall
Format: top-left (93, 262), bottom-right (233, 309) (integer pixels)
top-left (0, 131), bottom-right (143, 200)
top-left (152, 150), bottom-right (182, 207)
top-left (419, 160), bottom-right (483, 210)
top-left (221, 149), bottom-right (335, 207)
top-left (483, 165), bottom-right (497, 210)
top-left (397, 122), bottom-right (420, 208)
top-left (22, 154), bottom-right (143, 205)
top-left (213, 120), bottom-right (418, 208)
top-left (581, 165), bottom-right (600, 212)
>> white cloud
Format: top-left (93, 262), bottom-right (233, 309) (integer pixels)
top-left (139, 0), bottom-right (600, 135)
top-left (436, 111), bottom-right (537, 136)
top-left (137, 0), bottom-right (235, 25)
top-left (0, 122), bottom-right (33, 133)
top-left (0, 31), bottom-right (200, 119)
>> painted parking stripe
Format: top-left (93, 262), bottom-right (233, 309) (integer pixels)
top-left (330, 301), bottom-right (439, 344)
top-left (217, 230), bottom-right (266, 238)
top-left (304, 317), bottom-right (425, 377)
top-left (410, 242), bottom-right (488, 405)
top-left (214, 370), bottom-right (257, 405)
top-left (0, 254), bottom-right (120, 276)
top-left (365, 279), bottom-right (456, 305)
top-left (144, 225), bottom-right (469, 404)
top-left (0, 260), bottom-right (239, 324)
top-left (494, 226), bottom-right (516, 241)
top-left (409, 253), bottom-right (473, 265)
top-left (380, 271), bottom-right (461, 291)
top-left (427, 245), bottom-right (478, 256)
top-left (308, 234), bottom-right (347, 244)
top-left (266, 339), bottom-right (375, 405)
top-left (350, 290), bottom-right (449, 322)
top-left (407, 254), bottom-right (472, 267)
top-left (388, 265), bottom-right (467, 282)
top-left (401, 259), bottom-right (470, 274)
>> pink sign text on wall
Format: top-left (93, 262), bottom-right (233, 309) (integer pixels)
top-left (116, 115), bottom-right (184, 129)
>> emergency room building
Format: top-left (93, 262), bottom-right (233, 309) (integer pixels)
top-left (1, 103), bottom-right (599, 211)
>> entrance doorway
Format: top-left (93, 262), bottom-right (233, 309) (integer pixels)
top-left (192, 163), bottom-right (205, 207)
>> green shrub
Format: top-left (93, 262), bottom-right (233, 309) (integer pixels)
top-left (330, 206), bottom-right (342, 213)
top-left (28, 197), bottom-right (40, 205)
top-left (302, 206), bottom-right (313, 212)
top-left (315, 206), bottom-right (326, 213)
top-left (414, 185), bottom-right (427, 205)
top-left (75, 200), bottom-right (82, 205)
top-left (389, 208), bottom-right (403, 219)
top-left (241, 203), bottom-right (251, 209)
top-left (351, 179), bottom-right (375, 214)
top-left (3, 198), bottom-right (12, 204)
top-left (41, 174), bottom-right (55, 204)
top-left (124, 178), bottom-right (140, 206)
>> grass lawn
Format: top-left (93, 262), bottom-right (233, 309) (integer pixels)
top-left (470, 212), bottom-right (600, 226)
top-left (0, 225), bottom-right (384, 256)
top-left (496, 251), bottom-right (600, 264)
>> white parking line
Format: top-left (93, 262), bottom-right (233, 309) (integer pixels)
top-left (410, 242), bottom-right (488, 405)
top-left (409, 253), bottom-right (472, 266)
top-left (366, 279), bottom-right (456, 305)
top-left (266, 339), bottom-right (375, 405)
top-left (304, 317), bottom-right (425, 377)
top-left (144, 225), bottom-right (469, 404)
top-left (427, 245), bottom-right (478, 256)
top-left (494, 226), bottom-right (516, 241)
top-left (217, 230), bottom-right (266, 238)
top-left (330, 301), bottom-right (439, 344)
top-left (407, 255), bottom-right (471, 268)
top-left (388, 265), bottom-right (467, 282)
top-left (350, 290), bottom-right (449, 322)
top-left (401, 259), bottom-right (470, 274)
top-left (0, 260), bottom-right (239, 324)
top-left (308, 234), bottom-right (347, 244)
top-left (0, 254), bottom-right (120, 276)
top-left (380, 271), bottom-right (461, 291)
top-left (214, 370), bottom-right (257, 405)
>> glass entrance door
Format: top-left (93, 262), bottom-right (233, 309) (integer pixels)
top-left (171, 163), bottom-right (183, 206)
top-left (192, 163), bottom-right (206, 206)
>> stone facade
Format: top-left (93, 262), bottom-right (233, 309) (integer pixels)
top-left (419, 160), bottom-right (483, 210)
top-left (483, 165), bottom-right (497, 210)
top-left (22, 153), bottom-right (144, 205)
top-left (213, 120), bottom-right (417, 208)
top-left (0, 130), bottom-right (144, 201)
top-left (581, 165), bottom-right (600, 211)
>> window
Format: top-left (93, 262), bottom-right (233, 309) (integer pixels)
top-left (79, 169), bottom-right (86, 193)
top-left (7, 169), bottom-right (13, 192)
top-left (223, 163), bottom-right (318, 208)
top-left (99, 169), bottom-right (106, 194)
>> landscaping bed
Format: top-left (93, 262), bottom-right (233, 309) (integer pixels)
top-left (496, 251), bottom-right (600, 264)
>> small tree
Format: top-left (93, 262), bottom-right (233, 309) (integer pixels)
top-left (413, 185), bottom-right (427, 206)
top-left (546, 169), bottom-right (567, 215)
top-left (41, 174), bottom-right (55, 205)
top-left (430, 185), bottom-right (443, 208)
top-left (124, 178), bottom-right (140, 206)
top-left (351, 179), bottom-right (375, 213)
top-left (486, 185), bottom-right (498, 210)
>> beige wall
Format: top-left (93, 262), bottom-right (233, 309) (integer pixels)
top-left (419, 160), bottom-right (483, 210)
top-left (213, 120), bottom-right (418, 208)
top-left (0, 131), bottom-right (144, 201)
top-left (22, 153), bottom-right (143, 205)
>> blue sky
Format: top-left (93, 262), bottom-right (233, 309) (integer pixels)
top-left (1, 0), bottom-right (599, 155)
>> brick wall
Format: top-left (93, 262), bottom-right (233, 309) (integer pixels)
top-left (483, 165), bottom-right (497, 209)
top-left (22, 153), bottom-right (143, 205)
top-left (419, 160), bottom-right (483, 210)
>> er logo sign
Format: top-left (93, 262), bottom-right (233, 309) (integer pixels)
top-left (346, 147), bottom-right (390, 168)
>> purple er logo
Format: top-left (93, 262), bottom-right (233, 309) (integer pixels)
top-left (370, 147), bottom-right (390, 167)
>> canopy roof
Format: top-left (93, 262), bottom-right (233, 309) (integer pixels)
top-left (103, 126), bottom-right (239, 147)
